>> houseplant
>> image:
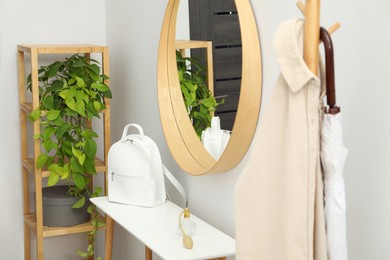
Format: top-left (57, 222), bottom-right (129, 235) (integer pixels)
top-left (27, 54), bottom-right (110, 259)
top-left (176, 50), bottom-right (224, 137)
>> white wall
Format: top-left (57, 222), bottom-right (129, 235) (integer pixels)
top-left (1, 0), bottom-right (389, 259)
top-left (105, 1), bottom-right (390, 260)
top-left (0, 0), bottom-right (106, 259)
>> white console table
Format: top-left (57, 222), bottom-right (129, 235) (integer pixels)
top-left (90, 197), bottom-right (235, 260)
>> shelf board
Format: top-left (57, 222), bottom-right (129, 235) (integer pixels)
top-left (21, 103), bottom-right (33, 113)
top-left (17, 44), bottom-right (106, 54)
top-left (25, 213), bottom-right (106, 238)
top-left (175, 40), bottom-right (211, 49)
top-left (23, 157), bottom-right (106, 178)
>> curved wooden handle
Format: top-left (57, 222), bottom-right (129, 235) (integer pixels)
top-left (320, 27), bottom-right (340, 114)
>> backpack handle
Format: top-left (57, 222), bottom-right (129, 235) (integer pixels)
top-left (121, 123), bottom-right (145, 141)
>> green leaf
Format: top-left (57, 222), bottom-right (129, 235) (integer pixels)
top-left (43, 139), bottom-right (58, 153)
top-left (86, 102), bottom-right (100, 118)
top-left (93, 101), bottom-right (101, 111)
top-left (62, 78), bottom-right (68, 89)
top-left (43, 126), bottom-right (56, 140)
top-left (36, 154), bottom-right (48, 169)
top-left (71, 60), bottom-right (85, 68)
top-left (75, 99), bottom-right (86, 117)
top-left (87, 204), bottom-right (94, 214)
top-left (48, 62), bottom-right (62, 78)
top-left (28, 109), bottom-right (40, 122)
top-left (78, 153), bottom-right (86, 166)
top-left (65, 98), bottom-right (77, 111)
top-left (91, 83), bottom-right (109, 92)
top-left (93, 186), bottom-right (103, 197)
top-left (103, 89), bottom-right (112, 99)
top-left (33, 133), bottom-right (41, 140)
top-left (97, 220), bottom-right (106, 228)
top-left (72, 146), bottom-right (83, 157)
top-left (43, 96), bottom-right (54, 110)
top-left (68, 86), bottom-right (77, 97)
top-left (62, 141), bottom-right (73, 157)
top-left (75, 90), bottom-right (86, 103)
top-left (92, 218), bottom-right (106, 228)
top-left (55, 122), bottom-right (70, 139)
top-left (52, 116), bottom-right (65, 127)
top-left (47, 80), bottom-right (64, 92)
top-left (75, 76), bottom-right (86, 88)
top-left (201, 98), bottom-right (215, 108)
top-left (89, 71), bottom-right (102, 83)
top-left (48, 171), bottom-right (60, 186)
top-left (64, 107), bottom-right (78, 117)
top-left (59, 89), bottom-right (68, 99)
top-left (72, 196), bottom-right (85, 209)
top-left (88, 63), bottom-right (101, 75)
top-left (87, 244), bottom-right (94, 255)
top-left (68, 77), bottom-right (76, 86)
top-left (72, 172), bottom-right (86, 190)
top-left (83, 158), bottom-right (96, 174)
top-left (70, 157), bottom-right (83, 173)
top-left (81, 129), bottom-right (98, 139)
top-left (77, 250), bottom-right (88, 258)
top-left (60, 164), bottom-right (70, 180)
top-left (48, 164), bottom-right (58, 171)
top-left (46, 110), bottom-right (60, 121)
top-left (84, 139), bottom-right (97, 159)
top-left (40, 120), bottom-right (49, 127)
top-left (184, 81), bottom-right (197, 92)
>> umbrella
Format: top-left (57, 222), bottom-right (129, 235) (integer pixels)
top-left (320, 27), bottom-right (349, 260)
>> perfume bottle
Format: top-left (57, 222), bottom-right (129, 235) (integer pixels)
top-left (181, 208), bottom-right (197, 236)
top-left (179, 207), bottom-right (197, 249)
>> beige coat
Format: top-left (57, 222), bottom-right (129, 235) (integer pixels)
top-left (235, 19), bottom-right (327, 260)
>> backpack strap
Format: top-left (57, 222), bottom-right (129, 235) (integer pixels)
top-left (162, 165), bottom-right (187, 207)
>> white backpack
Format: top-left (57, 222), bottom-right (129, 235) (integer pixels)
top-left (107, 124), bottom-right (167, 207)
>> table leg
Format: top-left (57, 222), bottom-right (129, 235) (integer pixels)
top-left (105, 216), bottom-right (115, 260)
top-left (145, 246), bottom-right (153, 260)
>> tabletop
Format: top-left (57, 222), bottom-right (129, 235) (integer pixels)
top-left (90, 197), bottom-right (235, 260)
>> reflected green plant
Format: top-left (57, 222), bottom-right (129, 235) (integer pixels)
top-left (176, 51), bottom-right (224, 137)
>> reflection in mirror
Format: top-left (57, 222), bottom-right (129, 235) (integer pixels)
top-left (176, 0), bottom-right (242, 132)
top-left (157, 0), bottom-right (262, 174)
top-left (176, 0), bottom-right (242, 159)
top-left (189, 0), bottom-right (242, 131)
top-left (176, 49), bottom-right (223, 138)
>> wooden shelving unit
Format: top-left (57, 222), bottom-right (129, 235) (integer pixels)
top-left (17, 44), bottom-right (113, 260)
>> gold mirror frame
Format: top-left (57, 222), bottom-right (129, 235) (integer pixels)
top-left (158, 0), bottom-right (262, 175)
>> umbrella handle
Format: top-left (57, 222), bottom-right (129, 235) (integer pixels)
top-left (320, 27), bottom-right (340, 115)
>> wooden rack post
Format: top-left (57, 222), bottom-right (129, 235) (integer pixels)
top-left (303, 0), bottom-right (321, 76)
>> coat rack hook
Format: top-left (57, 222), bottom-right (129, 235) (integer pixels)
top-left (297, 1), bottom-right (341, 35)
top-left (327, 22), bottom-right (341, 35)
top-left (297, 1), bottom-right (306, 15)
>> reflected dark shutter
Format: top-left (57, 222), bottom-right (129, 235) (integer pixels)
top-left (189, 0), bottom-right (242, 131)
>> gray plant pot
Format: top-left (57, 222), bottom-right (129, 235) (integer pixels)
top-left (41, 185), bottom-right (90, 227)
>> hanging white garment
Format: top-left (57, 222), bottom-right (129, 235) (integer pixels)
top-left (321, 113), bottom-right (349, 260)
top-left (235, 19), bottom-right (327, 260)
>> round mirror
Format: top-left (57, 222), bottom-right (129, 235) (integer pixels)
top-left (158, 0), bottom-right (262, 175)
